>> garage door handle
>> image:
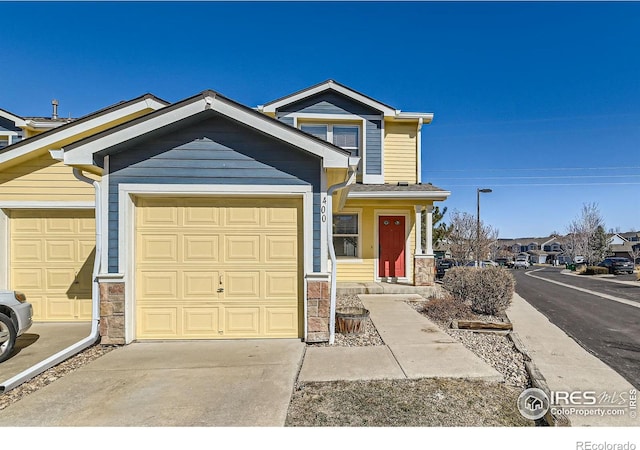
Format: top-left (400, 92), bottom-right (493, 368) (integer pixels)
top-left (217, 288), bottom-right (224, 293)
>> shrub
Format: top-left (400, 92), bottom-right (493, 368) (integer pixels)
top-left (442, 267), bottom-right (515, 316)
top-left (584, 266), bottom-right (609, 275)
top-left (421, 294), bottom-right (474, 325)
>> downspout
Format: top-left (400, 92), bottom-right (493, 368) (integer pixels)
top-left (0, 165), bottom-right (102, 393)
top-left (416, 118), bottom-right (423, 184)
top-left (326, 161), bottom-right (358, 344)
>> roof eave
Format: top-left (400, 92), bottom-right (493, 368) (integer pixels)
top-left (63, 92), bottom-right (356, 170)
top-left (347, 190), bottom-right (451, 201)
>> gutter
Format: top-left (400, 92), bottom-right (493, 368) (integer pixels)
top-left (326, 159), bottom-right (359, 345)
top-left (0, 166), bottom-right (102, 393)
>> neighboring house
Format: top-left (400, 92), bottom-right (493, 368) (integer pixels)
top-left (608, 232), bottom-right (640, 260)
top-left (497, 236), bottom-right (566, 264)
top-left (51, 81), bottom-right (449, 345)
top-left (0, 94), bottom-right (168, 322)
top-left (0, 101), bottom-right (72, 149)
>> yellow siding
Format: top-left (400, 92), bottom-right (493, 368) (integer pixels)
top-left (384, 121), bottom-right (417, 184)
top-left (334, 200), bottom-right (422, 282)
top-left (0, 153), bottom-right (99, 202)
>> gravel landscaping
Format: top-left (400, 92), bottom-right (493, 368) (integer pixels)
top-left (286, 293), bottom-right (535, 427)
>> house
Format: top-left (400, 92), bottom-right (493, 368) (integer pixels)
top-left (608, 232), bottom-right (640, 260)
top-left (49, 80), bottom-right (449, 344)
top-left (497, 236), bottom-right (566, 264)
top-left (0, 101), bottom-right (72, 149)
top-left (0, 95), bottom-right (168, 322)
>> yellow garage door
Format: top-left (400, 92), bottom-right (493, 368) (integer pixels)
top-left (10, 209), bottom-right (95, 321)
top-left (135, 197), bottom-right (302, 340)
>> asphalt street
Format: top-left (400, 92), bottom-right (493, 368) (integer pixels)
top-left (512, 267), bottom-right (640, 389)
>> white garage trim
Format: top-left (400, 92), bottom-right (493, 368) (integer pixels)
top-left (116, 183), bottom-right (313, 343)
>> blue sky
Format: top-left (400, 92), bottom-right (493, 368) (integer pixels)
top-left (1, 1), bottom-right (639, 238)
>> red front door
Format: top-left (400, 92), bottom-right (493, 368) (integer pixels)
top-left (378, 216), bottom-right (406, 278)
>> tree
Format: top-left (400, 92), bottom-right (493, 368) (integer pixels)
top-left (422, 206), bottom-right (453, 251)
top-left (566, 202), bottom-right (606, 264)
top-left (589, 225), bottom-right (609, 263)
top-left (443, 210), bottom-right (498, 264)
top-left (629, 244), bottom-right (640, 266)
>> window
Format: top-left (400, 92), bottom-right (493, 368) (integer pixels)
top-left (0, 136), bottom-right (8, 149)
top-left (333, 213), bottom-right (359, 258)
top-left (300, 124), bottom-right (360, 156)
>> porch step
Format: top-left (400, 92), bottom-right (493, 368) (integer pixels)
top-left (336, 282), bottom-right (442, 298)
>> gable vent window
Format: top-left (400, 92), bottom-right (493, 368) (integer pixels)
top-left (300, 124), bottom-right (360, 156)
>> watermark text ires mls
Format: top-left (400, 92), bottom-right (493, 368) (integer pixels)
top-left (517, 388), bottom-right (637, 420)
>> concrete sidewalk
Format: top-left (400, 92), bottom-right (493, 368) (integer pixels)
top-left (298, 294), bottom-right (501, 383)
top-left (507, 293), bottom-right (639, 426)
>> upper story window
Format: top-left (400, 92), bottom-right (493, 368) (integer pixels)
top-left (0, 136), bottom-right (8, 149)
top-left (300, 123), bottom-right (360, 156)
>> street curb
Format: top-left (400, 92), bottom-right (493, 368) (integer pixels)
top-left (507, 331), bottom-right (571, 427)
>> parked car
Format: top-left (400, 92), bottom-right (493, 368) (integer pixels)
top-left (597, 257), bottom-right (635, 275)
top-left (464, 260), bottom-right (497, 268)
top-left (436, 259), bottom-right (458, 279)
top-left (514, 256), bottom-right (530, 269)
top-left (495, 258), bottom-right (514, 268)
top-left (574, 255), bottom-right (585, 264)
top-left (0, 290), bottom-right (33, 363)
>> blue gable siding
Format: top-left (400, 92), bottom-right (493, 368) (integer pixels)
top-left (277, 116), bottom-right (294, 126)
top-left (0, 117), bottom-right (21, 133)
top-left (276, 91), bottom-right (382, 177)
top-left (107, 111), bottom-right (322, 273)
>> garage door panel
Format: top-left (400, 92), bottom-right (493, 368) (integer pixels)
top-left (139, 202), bottom-right (178, 227)
top-left (225, 207), bottom-right (260, 227)
top-left (12, 268), bottom-right (43, 289)
top-left (265, 236), bottom-right (297, 262)
top-left (265, 207), bottom-right (298, 227)
top-left (10, 209), bottom-right (94, 322)
top-left (45, 217), bottom-right (76, 234)
top-left (183, 271), bottom-right (220, 298)
top-left (46, 269), bottom-right (76, 290)
top-left (138, 271), bottom-right (178, 299)
top-left (12, 240), bottom-right (43, 262)
top-left (265, 272), bottom-right (298, 298)
top-left (183, 203), bottom-right (220, 226)
top-left (47, 297), bottom-right (75, 320)
top-left (265, 307), bottom-right (298, 335)
top-left (138, 235), bottom-right (178, 262)
top-left (138, 307), bottom-right (178, 337)
top-left (45, 240), bottom-right (76, 262)
top-left (182, 307), bottom-right (221, 336)
top-left (224, 236), bottom-right (260, 262)
top-left (225, 307), bottom-right (260, 335)
top-left (183, 235), bottom-right (219, 262)
top-left (225, 271), bottom-right (260, 299)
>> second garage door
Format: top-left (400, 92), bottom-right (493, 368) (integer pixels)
top-left (135, 197), bottom-right (302, 340)
top-left (10, 209), bottom-right (95, 321)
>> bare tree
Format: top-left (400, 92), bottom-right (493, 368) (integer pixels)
top-left (566, 202), bottom-right (607, 264)
top-left (444, 210), bottom-right (498, 264)
top-left (629, 244), bottom-right (640, 266)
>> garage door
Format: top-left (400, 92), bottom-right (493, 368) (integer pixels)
top-left (135, 197), bottom-right (302, 340)
top-left (10, 209), bottom-right (95, 321)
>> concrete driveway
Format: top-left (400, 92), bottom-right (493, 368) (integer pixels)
top-left (0, 322), bottom-right (91, 382)
top-left (0, 340), bottom-right (305, 426)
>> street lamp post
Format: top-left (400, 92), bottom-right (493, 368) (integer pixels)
top-left (476, 188), bottom-right (493, 267)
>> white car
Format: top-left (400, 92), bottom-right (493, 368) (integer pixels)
top-left (514, 258), bottom-right (530, 269)
top-left (0, 291), bottom-right (33, 363)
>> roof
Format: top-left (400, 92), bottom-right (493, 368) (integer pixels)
top-left (0, 93), bottom-right (169, 168)
top-left (346, 182), bottom-right (450, 200)
top-left (62, 89), bottom-right (359, 170)
top-left (259, 79), bottom-right (434, 122)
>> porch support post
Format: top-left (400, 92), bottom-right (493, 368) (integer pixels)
top-left (414, 205), bottom-right (424, 255)
top-left (425, 204), bottom-right (434, 256)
